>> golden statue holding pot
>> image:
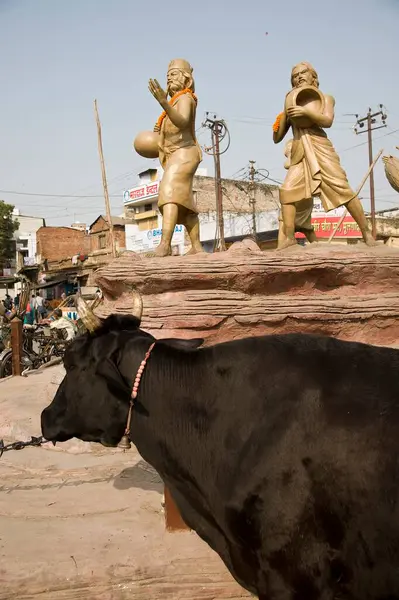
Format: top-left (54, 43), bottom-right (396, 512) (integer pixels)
top-left (273, 62), bottom-right (376, 249)
top-left (134, 58), bottom-right (204, 257)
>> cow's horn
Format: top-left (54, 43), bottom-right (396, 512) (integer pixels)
top-left (131, 289), bottom-right (143, 322)
top-left (75, 295), bottom-right (102, 332)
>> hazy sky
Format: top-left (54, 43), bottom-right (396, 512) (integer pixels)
top-left (0, 0), bottom-right (398, 226)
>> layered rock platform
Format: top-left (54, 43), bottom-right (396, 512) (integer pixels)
top-left (94, 240), bottom-right (399, 348)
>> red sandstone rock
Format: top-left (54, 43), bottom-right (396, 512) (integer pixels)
top-left (94, 242), bottom-right (399, 347)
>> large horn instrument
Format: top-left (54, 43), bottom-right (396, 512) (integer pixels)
top-left (285, 85), bottom-right (325, 129)
top-left (75, 294), bottom-right (102, 332)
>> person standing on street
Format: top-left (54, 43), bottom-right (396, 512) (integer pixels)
top-left (35, 293), bottom-right (45, 322)
top-left (30, 293), bottom-right (38, 323)
top-left (23, 301), bottom-right (34, 326)
top-left (3, 294), bottom-right (12, 311)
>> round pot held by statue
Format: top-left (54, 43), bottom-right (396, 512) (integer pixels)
top-left (133, 130), bottom-right (160, 159)
top-left (285, 85), bottom-right (325, 129)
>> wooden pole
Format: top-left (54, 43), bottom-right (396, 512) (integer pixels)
top-left (328, 149), bottom-right (384, 243)
top-left (11, 317), bottom-right (23, 376)
top-left (94, 99), bottom-right (116, 258)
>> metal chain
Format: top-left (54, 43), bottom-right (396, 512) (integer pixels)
top-left (0, 435), bottom-right (53, 458)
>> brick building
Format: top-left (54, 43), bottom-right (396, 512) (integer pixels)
top-left (89, 215), bottom-right (133, 252)
top-left (27, 217), bottom-right (133, 300)
top-left (36, 226), bottom-right (90, 262)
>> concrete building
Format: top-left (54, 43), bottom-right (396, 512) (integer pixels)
top-left (13, 209), bottom-right (46, 268)
top-left (199, 210), bottom-right (280, 252)
top-left (123, 168), bottom-right (160, 232)
top-left (376, 207), bottom-right (399, 219)
top-left (123, 168), bottom-right (280, 254)
top-left (0, 209), bottom-right (46, 299)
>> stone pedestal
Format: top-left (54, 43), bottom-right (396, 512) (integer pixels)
top-left (94, 240), bottom-right (399, 531)
top-left (95, 240), bottom-right (399, 348)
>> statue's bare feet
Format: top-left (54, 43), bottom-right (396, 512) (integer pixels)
top-left (145, 242), bottom-right (171, 258)
top-left (277, 238), bottom-right (298, 251)
top-left (363, 232), bottom-right (378, 247)
top-left (185, 244), bottom-right (205, 256)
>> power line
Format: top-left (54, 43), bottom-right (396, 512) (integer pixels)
top-left (229, 166), bottom-right (247, 180)
top-left (0, 190), bottom-right (122, 198)
top-left (263, 174), bottom-right (283, 185)
top-left (0, 166), bottom-right (146, 203)
top-left (220, 186), bottom-right (254, 236)
top-left (339, 127), bottom-right (399, 153)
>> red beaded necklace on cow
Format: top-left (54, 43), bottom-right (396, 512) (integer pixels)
top-left (118, 342), bottom-right (156, 450)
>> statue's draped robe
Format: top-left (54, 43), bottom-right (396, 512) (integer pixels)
top-left (158, 94), bottom-right (202, 216)
top-left (280, 112), bottom-right (356, 231)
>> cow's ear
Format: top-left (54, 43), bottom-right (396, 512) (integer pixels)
top-left (160, 338), bottom-right (204, 350)
top-left (96, 354), bottom-right (131, 394)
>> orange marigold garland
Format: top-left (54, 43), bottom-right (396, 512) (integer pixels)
top-left (273, 112), bottom-right (284, 133)
top-left (155, 88), bottom-right (198, 130)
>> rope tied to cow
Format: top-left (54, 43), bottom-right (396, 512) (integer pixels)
top-left (118, 341), bottom-right (156, 450)
top-left (1, 342), bottom-right (156, 457)
top-left (0, 435), bottom-right (54, 458)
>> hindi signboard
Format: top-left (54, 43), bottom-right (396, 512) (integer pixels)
top-left (295, 216), bottom-right (362, 239)
top-left (123, 181), bottom-right (160, 205)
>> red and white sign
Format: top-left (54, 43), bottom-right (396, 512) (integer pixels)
top-left (295, 216), bottom-right (362, 239)
top-left (124, 181), bottom-right (159, 204)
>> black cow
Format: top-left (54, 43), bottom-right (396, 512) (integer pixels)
top-left (41, 309), bottom-right (399, 599)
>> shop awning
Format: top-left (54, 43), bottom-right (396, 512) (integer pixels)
top-left (36, 277), bottom-right (68, 289)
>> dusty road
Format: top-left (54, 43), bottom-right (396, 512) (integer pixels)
top-left (0, 368), bottom-right (250, 599)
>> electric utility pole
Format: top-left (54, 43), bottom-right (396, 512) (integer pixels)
top-left (235, 162), bottom-right (277, 242)
top-left (203, 113), bottom-right (230, 252)
top-left (354, 106), bottom-right (387, 238)
top-left (248, 160), bottom-right (257, 241)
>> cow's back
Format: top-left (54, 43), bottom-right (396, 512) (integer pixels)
top-left (137, 334), bottom-right (399, 598)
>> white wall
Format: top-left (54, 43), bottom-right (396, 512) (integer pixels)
top-left (13, 211), bottom-right (45, 263)
top-left (199, 210), bottom-right (280, 242)
top-left (13, 212), bottom-right (45, 237)
top-left (377, 208), bottom-right (399, 218)
top-left (125, 223), bottom-right (185, 255)
top-left (126, 210), bottom-right (280, 252)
